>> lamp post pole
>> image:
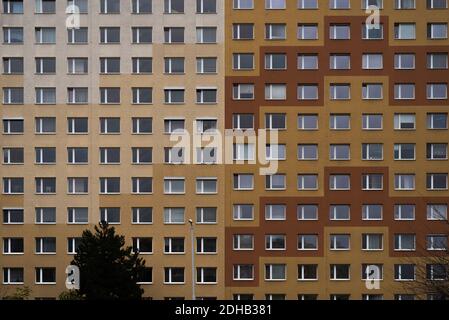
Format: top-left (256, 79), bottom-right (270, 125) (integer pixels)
top-left (189, 219), bottom-right (196, 300)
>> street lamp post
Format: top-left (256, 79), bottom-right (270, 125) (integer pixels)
top-left (189, 219), bottom-right (196, 300)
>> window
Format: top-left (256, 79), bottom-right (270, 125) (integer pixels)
top-left (35, 27), bottom-right (56, 44)
top-left (164, 0), bottom-right (184, 13)
top-left (362, 24), bottom-right (383, 39)
top-left (195, 178), bottom-right (217, 195)
top-left (196, 147), bottom-right (217, 164)
top-left (265, 113), bottom-right (286, 130)
top-left (100, 58), bottom-right (120, 73)
top-left (67, 207), bottom-right (88, 224)
top-left (266, 174), bottom-right (286, 190)
top-left (99, 118), bottom-right (119, 134)
top-left (427, 173), bottom-right (448, 190)
top-left (132, 57), bottom-right (152, 74)
top-left (3, 238), bottom-right (23, 253)
top-left (330, 264), bottom-right (350, 280)
top-left (297, 205), bottom-right (318, 220)
top-left (394, 114), bottom-right (415, 130)
top-left (427, 83), bottom-right (447, 99)
top-left (197, 268), bottom-right (217, 284)
top-left (330, 234), bottom-right (350, 250)
top-left (298, 54), bottom-right (318, 70)
top-left (427, 53), bottom-right (448, 69)
top-left (35, 117), bottom-right (55, 134)
top-left (35, 57), bottom-right (55, 74)
top-left (427, 143), bottom-right (448, 160)
top-left (233, 174), bottom-right (253, 190)
top-left (299, 0), bottom-right (318, 9)
top-left (3, 87), bottom-right (23, 104)
top-left (427, 113), bottom-right (448, 129)
top-left (394, 144), bottom-right (415, 160)
top-left (297, 234), bottom-right (318, 250)
top-left (395, 174), bottom-right (416, 190)
top-left (67, 27), bottom-right (88, 44)
top-left (330, 24), bottom-right (350, 40)
top-left (100, 148), bottom-right (120, 164)
top-left (265, 235), bottom-right (286, 250)
top-left (329, 0), bottom-right (350, 9)
top-left (132, 148), bottom-right (152, 164)
top-left (67, 147), bottom-right (88, 164)
top-left (164, 237), bottom-right (185, 254)
top-left (330, 84), bottom-right (350, 100)
top-left (426, 264), bottom-right (448, 280)
top-left (3, 27), bottom-right (23, 44)
top-left (265, 24), bottom-right (286, 40)
top-left (233, 24), bottom-right (254, 40)
top-left (394, 23), bottom-right (416, 39)
top-left (427, 235), bottom-right (448, 251)
top-left (132, 87), bottom-right (152, 104)
top-left (67, 178), bottom-right (88, 194)
top-left (197, 238), bottom-right (216, 254)
top-left (362, 83), bottom-right (383, 99)
top-left (100, 207), bottom-right (120, 224)
top-left (131, 27), bottom-right (152, 44)
top-left (265, 264), bottom-right (286, 281)
top-left (197, 57), bottom-right (217, 73)
top-left (67, 237), bottom-right (82, 254)
top-left (132, 207), bottom-right (153, 224)
top-left (35, 147), bottom-right (56, 164)
top-left (99, 177), bottom-right (120, 194)
top-left (427, 0), bottom-right (448, 9)
top-left (100, 0), bottom-right (120, 13)
top-left (35, 207), bottom-right (56, 224)
top-left (196, 207), bottom-right (217, 224)
top-left (164, 178), bottom-right (185, 194)
top-left (362, 265), bottom-right (383, 281)
top-left (233, 234), bottom-right (254, 251)
top-left (362, 234), bottom-right (383, 250)
top-left (3, 0), bottom-right (23, 13)
top-left (394, 234), bottom-right (416, 250)
top-left (132, 0), bottom-right (152, 13)
top-left (35, 237), bottom-right (56, 254)
top-left (233, 265), bottom-right (254, 280)
top-left (394, 204), bottom-right (416, 220)
top-left (163, 57), bottom-right (184, 74)
top-left (330, 54), bottom-right (350, 69)
top-left (329, 205), bottom-right (350, 220)
top-left (2, 208), bottom-right (24, 224)
top-left (164, 27), bottom-right (184, 43)
top-left (3, 177), bottom-right (23, 194)
top-left (197, 88), bottom-right (217, 104)
top-left (164, 147), bottom-right (185, 164)
top-left (3, 119), bottom-right (23, 134)
top-left (233, 114), bottom-right (254, 130)
top-left (196, 119), bottom-right (217, 134)
top-left (35, 0), bottom-right (55, 13)
top-left (164, 88), bottom-right (184, 104)
top-left (297, 144), bottom-right (318, 160)
top-left (362, 174), bottom-right (383, 190)
top-left (233, 204), bottom-right (254, 220)
top-left (197, 0), bottom-right (216, 13)
top-left (265, 204), bottom-right (286, 220)
top-left (265, 0), bottom-right (285, 9)
top-left (3, 148), bottom-right (23, 164)
top-left (100, 27), bottom-right (120, 43)
top-left (394, 264), bottom-right (415, 280)
top-left (35, 177), bottom-right (56, 194)
top-left (427, 23), bottom-right (448, 39)
top-left (196, 27), bottom-right (217, 43)
top-left (233, 0), bottom-right (253, 9)
top-left (132, 117), bottom-right (152, 134)
top-left (330, 144), bottom-right (350, 160)
top-left (164, 208), bottom-right (185, 224)
top-left (362, 143), bottom-right (383, 160)
top-left (362, 204), bottom-right (383, 220)
top-left (164, 268), bottom-right (184, 284)
top-left (67, 88), bottom-right (88, 104)
top-left (67, 58), bottom-right (88, 74)
top-left (265, 53), bottom-right (286, 70)
top-left (297, 24), bottom-right (318, 40)
top-left (427, 204), bottom-right (448, 220)
top-left (132, 177), bottom-right (153, 194)
top-left (330, 114), bottom-right (350, 130)
top-left (297, 84), bottom-right (319, 100)
top-left (35, 87), bottom-right (56, 104)
top-left (395, 0), bottom-right (415, 9)
top-left (329, 175), bottom-right (350, 190)
top-left (3, 268), bottom-right (24, 284)
top-left (298, 265), bottom-right (318, 281)
top-left (362, 54), bottom-right (383, 69)
top-left (298, 114), bottom-right (318, 130)
top-left (233, 144), bottom-right (255, 161)
top-left (297, 174), bottom-right (318, 190)
top-left (233, 84), bottom-right (254, 100)
top-left (100, 88), bottom-right (120, 104)
top-left (35, 268), bottom-right (56, 284)
top-left (133, 238), bottom-right (153, 254)
top-left (3, 57), bottom-right (23, 74)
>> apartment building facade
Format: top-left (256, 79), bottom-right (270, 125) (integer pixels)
top-left (1, 0), bottom-right (449, 300)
